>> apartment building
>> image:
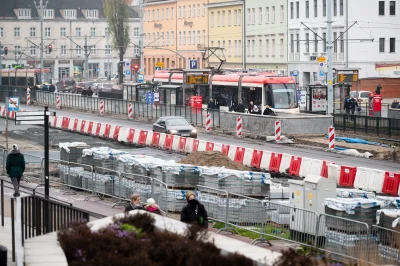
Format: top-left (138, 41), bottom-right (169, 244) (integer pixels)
top-left (287, 0), bottom-right (400, 87)
top-left (245, 0), bottom-right (288, 74)
top-left (0, 0), bottom-right (139, 81)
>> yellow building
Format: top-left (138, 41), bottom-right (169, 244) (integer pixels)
top-left (207, 0), bottom-right (244, 69)
top-left (143, 0), bottom-right (208, 79)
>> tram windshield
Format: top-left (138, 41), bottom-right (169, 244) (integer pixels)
top-left (270, 84), bottom-right (298, 109)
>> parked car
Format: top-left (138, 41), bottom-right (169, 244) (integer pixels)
top-left (350, 90), bottom-right (371, 103)
top-left (75, 82), bottom-right (85, 93)
top-left (153, 116), bottom-right (197, 138)
top-left (110, 73), bottom-right (126, 80)
top-left (96, 83), bottom-right (114, 92)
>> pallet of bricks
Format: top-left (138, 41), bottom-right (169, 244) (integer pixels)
top-left (59, 142), bottom-right (91, 163)
top-left (375, 209), bottom-right (400, 264)
top-left (323, 198), bottom-right (384, 264)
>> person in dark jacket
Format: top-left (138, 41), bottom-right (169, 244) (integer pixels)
top-left (49, 84), bottom-right (56, 92)
top-left (81, 88), bottom-right (88, 96)
top-left (180, 191), bottom-right (208, 228)
top-left (249, 101), bottom-right (255, 114)
top-left (263, 105), bottom-right (276, 116)
top-left (87, 86), bottom-right (94, 97)
top-left (125, 194), bottom-right (145, 213)
top-left (6, 144), bottom-right (25, 197)
top-left (344, 95), bottom-right (358, 114)
top-left (235, 100), bottom-right (245, 113)
top-left (207, 98), bottom-right (216, 110)
top-left (391, 99), bottom-right (399, 109)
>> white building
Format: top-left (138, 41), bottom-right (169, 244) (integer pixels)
top-left (0, 0), bottom-right (139, 82)
top-left (287, 0), bottom-right (400, 87)
top-left (245, 0), bottom-right (288, 74)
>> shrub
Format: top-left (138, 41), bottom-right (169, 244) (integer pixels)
top-left (58, 213), bottom-right (255, 266)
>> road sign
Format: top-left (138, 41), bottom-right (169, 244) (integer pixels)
top-left (7, 97), bottom-right (20, 111)
top-left (292, 70), bottom-right (298, 77)
top-left (155, 66), bottom-right (162, 71)
top-left (97, 68), bottom-right (100, 72)
top-left (156, 62), bottom-right (165, 68)
top-left (15, 111), bottom-right (56, 125)
top-left (186, 74), bottom-right (209, 85)
top-left (125, 69), bottom-right (131, 75)
top-left (337, 71), bottom-right (359, 83)
top-left (317, 56), bottom-right (326, 63)
top-left (319, 63), bottom-right (324, 67)
top-left (138, 74), bottom-right (144, 83)
top-left (189, 60), bottom-right (198, 69)
top-left (319, 70), bottom-right (325, 81)
top-left (125, 61), bottom-right (130, 68)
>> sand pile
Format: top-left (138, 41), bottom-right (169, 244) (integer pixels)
top-left (178, 151), bottom-right (250, 171)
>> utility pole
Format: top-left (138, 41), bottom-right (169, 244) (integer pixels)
top-left (327, 0), bottom-right (334, 114)
top-left (84, 35), bottom-right (89, 87)
top-left (345, 0), bottom-right (349, 68)
top-left (139, 0), bottom-right (144, 77)
top-left (106, 31), bottom-right (110, 80)
top-left (34, 0), bottom-right (48, 85)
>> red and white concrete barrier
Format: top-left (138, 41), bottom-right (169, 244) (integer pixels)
top-left (205, 113), bottom-right (211, 133)
top-left (128, 103), bottom-right (133, 119)
top-left (56, 95), bottom-right (61, 109)
top-left (236, 117), bottom-right (242, 137)
top-left (275, 120), bottom-right (281, 141)
top-left (329, 126), bottom-right (335, 150)
top-left (99, 100), bottom-right (105, 115)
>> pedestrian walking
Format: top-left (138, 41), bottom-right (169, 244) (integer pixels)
top-left (6, 144), bottom-right (25, 197)
top-left (125, 194), bottom-right (145, 213)
top-left (344, 95), bottom-right (358, 115)
top-left (180, 191), bottom-right (208, 228)
top-left (49, 83), bottom-right (56, 92)
top-left (87, 86), bottom-right (94, 97)
top-left (145, 198), bottom-right (162, 215)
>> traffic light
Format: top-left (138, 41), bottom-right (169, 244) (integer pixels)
top-left (4, 47), bottom-right (8, 55)
top-left (48, 44), bottom-right (52, 53)
top-left (133, 64), bottom-right (139, 71)
top-left (131, 57), bottom-right (140, 72)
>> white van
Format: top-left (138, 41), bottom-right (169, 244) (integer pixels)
top-left (350, 90), bottom-right (372, 103)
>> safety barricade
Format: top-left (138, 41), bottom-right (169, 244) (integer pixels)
top-left (62, 117), bottom-right (70, 129)
top-left (369, 225), bottom-right (400, 265)
top-left (55, 116), bottom-right (63, 129)
top-left (87, 121), bottom-right (95, 135)
top-left (0, 106), bottom-right (5, 117)
top-left (213, 143), bottom-right (222, 153)
top-left (327, 163), bottom-right (341, 183)
top-left (321, 161), bottom-right (334, 178)
top-left (196, 186), bottom-right (230, 228)
top-left (83, 120), bottom-right (91, 134)
top-left (76, 119), bottom-right (83, 133)
top-left (233, 147), bottom-right (246, 164)
top-left (288, 156), bottom-right (302, 176)
top-left (80, 120), bottom-right (87, 133)
top-left (111, 126), bottom-right (121, 140)
top-left (158, 133), bottom-right (167, 149)
top-left (269, 153), bottom-right (282, 173)
top-left (367, 169), bottom-right (385, 193)
top-left (117, 127), bottom-right (130, 143)
top-left (94, 123), bottom-right (102, 137)
top-left (259, 151), bottom-right (271, 171)
top-left (50, 116), bottom-right (57, 128)
top-left (354, 167), bottom-right (372, 191)
top-left (249, 150), bottom-right (263, 169)
top-left (137, 130), bottom-right (148, 145)
top-left (98, 123), bottom-right (106, 137)
top-left (103, 124), bottom-right (112, 138)
top-left (127, 128), bottom-right (135, 143)
top-left (185, 137), bottom-right (195, 153)
top-left (299, 157), bottom-right (313, 178)
top-left (227, 145), bottom-right (237, 161)
top-left (68, 118), bottom-right (77, 131)
top-left (279, 153), bottom-right (292, 174)
top-left (382, 172), bottom-right (400, 196)
top-left (163, 134), bottom-right (174, 150)
top-left (242, 148), bottom-right (254, 167)
top-left (205, 142), bottom-right (214, 152)
top-left (145, 131), bottom-right (153, 146)
top-left (339, 166), bottom-right (357, 187)
top-left (309, 159), bottom-right (324, 177)
top-left (197, 140), bottom-right (207, 152)
top-left (220, 144), bottom-right (230, 156)
top-left (151, 132), bottom-right (161, 147)
top-left (171, 135), bottom-right (181, 151)
top-left (192, 139), bottom-right (199, 152)
top-left (178, 137), bottom-right (187, 153)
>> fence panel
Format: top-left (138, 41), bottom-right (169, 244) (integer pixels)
top-left (316, 213), bottom-right (371, 265)
top-left (370, 225), bottom-right (400, 265)
top-left (196, 185), bottom-right (229, 228)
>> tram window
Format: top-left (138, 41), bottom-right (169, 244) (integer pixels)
top-left (270, 84), bottom-right (298, 109)
top-left (265, 88), bottom-right (273, 107)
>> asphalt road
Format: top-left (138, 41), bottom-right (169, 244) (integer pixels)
top-left (9, 104), bottom-right (400, 172)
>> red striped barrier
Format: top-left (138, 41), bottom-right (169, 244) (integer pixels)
top-left (233, 147), bottom-right (246, 164)
top-left (138, 130), bottom-right (148, 145)
top-left (329, 126), bottom-right (335, 150)
top-left (205, 142), bottom-right (214, 151)
top-left (151, 132), bottom-right (160, 147)
top-left (104, 124), bottom-right (112, 138)
top-left (127, 128), bottom-right (135, 143)
top-left (178, 137), bottom-right (187, 152)
top-left (95, 123), bottom-right (102, 136)
top-left (288, 156), bottom-right (302, 176)
top-left (221, 144), bottom-right (230, 156)
top-left (339, 166), bottom-right (357, 187)
top-left (164, 134), bottom-right (174, 150)
top-left (382, 172), bottom-right (400, 196)
top-left (192, 139), bottom-right (199, 152)
top-left (113, 126), bottom-right (121, 140)
top-left (250, 150), bottom-right (263, 169)
top-left (269, 153), bottom-right (282, 173)
top-left (80, 120), bottom-right (86, 133)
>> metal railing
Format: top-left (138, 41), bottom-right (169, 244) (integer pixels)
top-left (333, 114), bottom-right (400, 138)
top-left (35, 91), bottom-right (221, 128)
top-left (0, 85), bottom-right (37, 104)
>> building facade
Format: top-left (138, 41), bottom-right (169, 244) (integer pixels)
top-left (287, 0), bottom-right (400, 88)
top-left (0, 0), bottom-right (139, 82)
top-left (245, 0), bottom-right (288, 74)
top-left (207, 0), bottom-right (244, 69)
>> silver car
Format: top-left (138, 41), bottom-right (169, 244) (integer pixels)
top-left (153, 116), bottom-right (197, 138)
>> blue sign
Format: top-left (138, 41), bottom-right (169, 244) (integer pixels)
top-left (125, 69), bottom-right (131, 75)
top-left (125, 61), bottom-right (130, 67)
top-left (138, 74), bottom-right (144, 83)
top-left (292, 70), bottom-right (298, 77)
top-left (319, 70), bottom-right (325, 77)
top-left (96, 68), bottom-right (100, 72)
top-left (145, 92), bottom-right (154, 104)
top-left (319, 63), bottom-right (324, 67)
top-left (155, 66), bottom-right (162, 71)
top-left (297, 90), bottom-right (302, 103)
top-left (189, 59), bottom-right (198, 69)
top-left (7, 97), bottom-right (20, 111)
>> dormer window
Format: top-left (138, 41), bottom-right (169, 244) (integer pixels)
top-left (42, 9), bottom-right (54, 19)
top-left (64, 9), bottom-right (76, 19)
top-left (86, 9), bottom-right (98, 19)
top-left (18, 9), bottom-right (31, 19)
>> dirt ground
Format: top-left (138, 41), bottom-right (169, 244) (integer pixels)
top-left (179, 151), bottom-right (251, 171)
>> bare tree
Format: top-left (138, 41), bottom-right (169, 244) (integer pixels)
top-left (103, 0), bottom-right (131, 85)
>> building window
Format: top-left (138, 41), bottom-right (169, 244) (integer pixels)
top-left (258, 8), bottom-right (262, 24)
top-left (18, 9), bottom-right (31, 19)
top-left (272, 39), bottom-right (275, 54)
top-left (134, 46), bottom-right (139, 55)
top-left (238, 40), bottom-right (242, 56)
top-left (61, 45), bottom-right (67, 55)
top-left (228, 10), bottom-right (231, 26)
top-left (165, 8), bottom-right (168, 20)
top-left (290, 34), bottom-right (294, 53)
top-left (290, 2), bottom-right (294, 19)
top-left (0, 28), bottom-right (4, 37)
top-left (165, 32), bottom-right (169, 45)
top-left (76, 45), bottom-right (81, 55)
top-left (30, 46), bottom-right (36, 56)
top-left (306, 1), bottom-right (309, 18)
top-left (340, 32), bottom-right (344, 52)
top-left (238, 9), bottom-right (242, 26)
top-left (183, 31), bottom-right (186, 45)
top-left (340, 0), bottom-right (344, 15)
top-left (266, 39), bottom-right (269, 56)
top-left (76, 28), bottom-right (81, 37)
top-left (379, 38), bottom-right (385, 52)
top-left (314, 33), bottom-right (318, 52)
top-left (161, 8), bottom-right (164, 20)
top-left (306, 33), bottom-right (310, 52)
top-left (188, 31), bottom-right (191, 44)
top-left (266, 7), bottom-right (270, 23)
top-left (171, 7), bottom-right (174, 19)
top-left (390, 38), bottom-right (396, 53)
top-left (202, 30), bottom-right (205, 45)
top-left (90, 28), bottom-right (96, 37)
top-left (60, 27), bottom-right (66, 37)
top-left (86, 10), bottom-right (98, 18)
top-left (281, 5), bottom-right (284, 22)
top-left (314, 0), bottom-right (318, 17)
top-left (179, 32), bottom-right (182, 45)
top-left (272, 6), bottom-right (275, 23)
top-left (105, 45), bottom-right (111, 55)
top-left (188, 5), bottom-right (191, 17)
top-left (217, 11), bottom-right (220, 27)
top-left (296, 2), bottom-right (299, 18)
top-left (134, 27), bottom-right (139, 37)
top-left (333, 32), bottom-right (337, 52)
top-left (211, 12), bottom-right (214, 27)
top-left (222, 11), bottom-right (225, 26)
top-left (45, 27), bottom-right (51, 37)
top-left (171, 31), bottom-right (174, 45)
top-left (197, 4), bottom-right (200, 17)
top-left (280, 38), bottom-right (284, 56)
top-left (323, 32), bottom-right (327, 52)
top-left (203, 4), bottom-right (206, 16)
top-left (196, 30), bottom-right (200, 44)
top-left (379, 1), bottom-right (385, 15)
top-left (30, 27), bottom-right (36, 37)
top-left (296, 33), bottom-right (300, 52)
top-left (14, 27), bottom-right (20, 37)
top-left (64, 10), bottom-right (76, 19)
top-left (42, 9), bottom-right (54, 19)
top-left (90, 45), bottom-right (97, 55)
top-left (183, 5), bottom-right (186, 18)
top-left (147, 10), bottom-right (150, 21)
top-left (390, 1), bottom-right (396, 15)
top-left (251, 8), bottom-right (255, 24)
top-left (323, 0), bottom-right (326, 16)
